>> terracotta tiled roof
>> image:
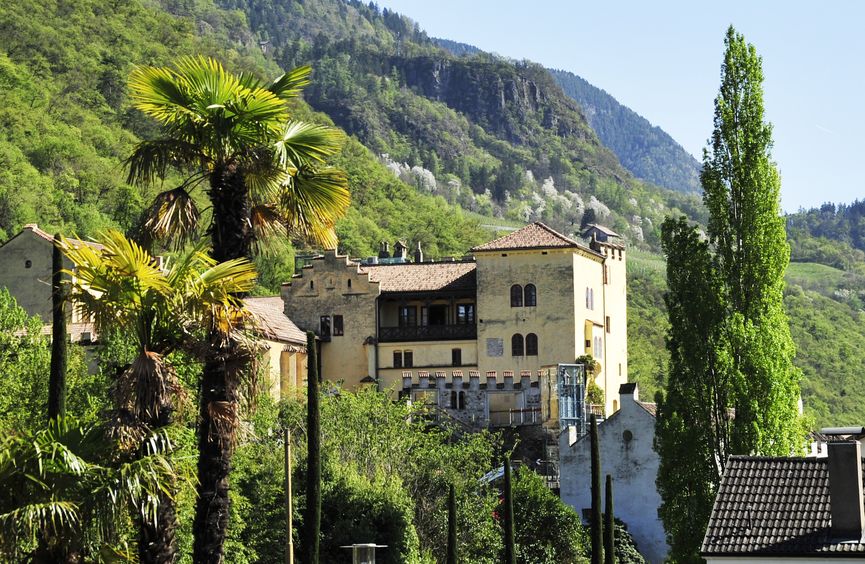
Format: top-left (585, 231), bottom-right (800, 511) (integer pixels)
top-left (637, 401), bottom-right (657, 417)
top-left (244, 297), bottom-right (307, 345)
top-left (702, 456), bottom-right (865, 556)
top-left (21, 224), bottom-right (105, 251)
top-left (361, 262), bottom-right (476, 293)
top-left (471, 222), bottom-right (596, 253)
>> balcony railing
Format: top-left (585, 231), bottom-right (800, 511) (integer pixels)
top-left (489, 408), bottom-right (542, 428)
top-left (378, 323), bottom-right (477, 342)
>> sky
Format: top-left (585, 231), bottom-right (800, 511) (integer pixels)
top-left (375, 0), bottom-right (865, 212)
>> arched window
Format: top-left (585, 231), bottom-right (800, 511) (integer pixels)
top-left (524, 284), bottom-right (537, 307)
top-left (526, 333), bottom-right (538, 356)
top-left (510, 284), bottom-right (523, 307)
top-left (511, 333), bottom-right (524, 356)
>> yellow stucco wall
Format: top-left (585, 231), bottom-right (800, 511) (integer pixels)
top-left (377, 339), bottom-right (478, 390)
top-left (282, 251), bottom-right (380, 389)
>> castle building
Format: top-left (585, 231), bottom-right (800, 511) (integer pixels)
top-left (281, 222), bottom-right (627, 420)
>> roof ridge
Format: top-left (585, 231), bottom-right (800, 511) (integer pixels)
top-left (534, 221), bottom-right (580, 245)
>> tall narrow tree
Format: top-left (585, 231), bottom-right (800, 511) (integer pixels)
top-left (304, 331), bottom-right (321, 564)
top-left (604, 475), bottom-right (615, 564)
top-left (590, 414), bottom-right (603, 564)
top-left (656, 26), bottom-right (803, 562)
top-left (127, 57), bottom-right (349, 562)
top-left (446, 483), bottom-right (458, 564)
top-left (48, 234), bottom-right (66, 420)
top-left (502, 457), bottom-right (516, 564)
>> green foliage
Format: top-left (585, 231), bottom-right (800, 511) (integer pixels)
top-left (511, 468), bottom-right (587, 564)
top-left (656, 28), bottom-right (804, 562)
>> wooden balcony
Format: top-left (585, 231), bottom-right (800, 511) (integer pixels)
top-left (378, 323), bottom-right (477, 342)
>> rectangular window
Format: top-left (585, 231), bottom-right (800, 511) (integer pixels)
top-left (399, 306), bottom-right (417, 327)
top-left (604, 265), bottom-right (610, 285)
top-left (605, 316), bottom-right (610, 333)
top-left (393, 351), bottom-right (403, 368)
top-left (452, 348), bottom-right (462, 367)
top-left (420, 306), bottom-right (429, 326)
top-left (458, 391), bottom-right (466, 410)
top-left (403, 350), bottom-right (414, 368)
top-left (320, 315), bottom-right (331, 338)
top-left (333, 315), bottom-right (344, 336)
top-left (450, 390), bottom-right (457, 409)
top-left (456, 303), bottom-right (476, 324)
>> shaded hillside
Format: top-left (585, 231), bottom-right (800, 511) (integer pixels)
top-left (550, 69), bottom-right (702, 194)
top-left (222, 0), bottom-right (706, 249)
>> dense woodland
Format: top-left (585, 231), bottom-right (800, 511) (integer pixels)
top-left (0, 0), bottom-right (864, 494)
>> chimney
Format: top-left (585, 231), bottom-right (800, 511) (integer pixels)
top-left (618, 382), bottom-right (638, 410)
top-left (414, 241), bottom-right (424, 263)
top-left (378, 241), bottom-right (390, 259)
top-left (827, 438), bottom-right (865, 538)
top-left (394, 240), bottom-right (408, 260)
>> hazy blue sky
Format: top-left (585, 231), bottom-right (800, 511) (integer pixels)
top-left (376, 0), bottom-right (864, 211)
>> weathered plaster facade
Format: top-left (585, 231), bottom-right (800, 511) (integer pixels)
top-left (559, 383), bottom-right (667, 564)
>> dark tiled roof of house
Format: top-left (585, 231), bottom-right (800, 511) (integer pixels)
top-left (702, 455), bottom-right (865, 556)
top-left (360, 262), bottom-right (476, 293)
top-left (471, 222), bottom-right (598, 254)
top-left (244, 297), bottom-right (307, 345)
top-left (583, 223), bottom-right (621, 238)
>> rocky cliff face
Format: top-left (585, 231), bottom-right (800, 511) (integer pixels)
top-left (392, 55), bottom-right (597, 145)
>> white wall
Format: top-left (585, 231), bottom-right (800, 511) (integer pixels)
top-left (558, 387), bottom-right (668, 563)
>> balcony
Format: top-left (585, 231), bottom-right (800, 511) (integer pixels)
top-left (489, 408), bottom-right (542, 428)
top-left (378, 323), bottom-right (477, 343)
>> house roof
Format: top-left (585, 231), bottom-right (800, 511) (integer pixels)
top-left (360, 262), bottom-right (476, 293)
top-left (583, 223), bottom-right (621, 238)
top-left (702, 455), bottom-right (865, 556)
top-left (18, 224), bottom-right (105, 251)
top-left (471, 222), bottom-right (599, 255)
top-left (244, 297), bottom-right (307, 345)
top-left (637, 401), bottom-right (657, 417)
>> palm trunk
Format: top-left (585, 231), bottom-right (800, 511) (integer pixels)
top-left (193, 166), bottom-right (251, 563)
top-left (140, 405), bottom-right (178, 564)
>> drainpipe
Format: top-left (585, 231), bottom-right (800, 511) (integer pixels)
top-left (375, 296), bottom-right (380, 392)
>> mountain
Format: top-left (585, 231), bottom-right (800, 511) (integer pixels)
top-left (225, 0), bottom-right (706, 250)
top-left (1, 0), bottom-right (862, 428)
top-left (550, 69), bottom-right (702, 194)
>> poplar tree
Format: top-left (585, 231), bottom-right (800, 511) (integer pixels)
top-left (604, 475), bottom-right (614, 564)
top-left (655, 26), bottom-right (803, 562)
top-left (502, 458), bottom-right (515, 564)
top-left (48, 234), bottom-right (66, 420)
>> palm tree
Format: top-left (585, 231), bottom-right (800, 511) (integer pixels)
top-left (0, 417), bottom-right (180, 562)
top-left (59, 230), bottom-right (257, 563)
top-left (125, 56), bottom-right (349, 562)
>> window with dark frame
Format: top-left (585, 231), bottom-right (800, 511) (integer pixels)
top-left (399, 306), bottom-right (417, 327)
top-left (524, 284), bottom-right (537, 307)
top-left (333, 315), bottom-right (344, 336)
top-left (319, 315), bottom-right (330, 338)
top-left (452, 348), bottom-right (462, 366)
top-left (456, 303), bottom-right (476, 324)
top-left (511, 333), bottom-right (524, 356)
top-left (526, 333), bottom-right (538, 356)
top-left (510, 284), bottom-right (523, 307)
top-left (403, 350), bottom-right (413, 368)
top-left (393, 350), bottom-right (403, 368)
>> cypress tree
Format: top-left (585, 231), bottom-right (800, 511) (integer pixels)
top-left (604, 475), bottom-right (615, 564)
top-left (656, 26), bottom-right (803, 562)
top-left (304, 331), bottom-right (320, 564)
top-left (502, 457), bottom-right (515, 564)
top-left (590, 414), bottom-right (603, 564)
top-left (446, 483), bottom-right (457, 564)
top-left (48, 233), bottom-right (66, 420)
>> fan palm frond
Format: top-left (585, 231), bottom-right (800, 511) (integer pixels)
top-left (279, 166), bottom-right (350, 247)
top-left (141, 186), bottom-right (202, 249)
top-left (275, 121), bottom-right (346, 168)
top-left (268, 65), bottom-right (312, 99)
top-left (126, 138), bottom-right (202, 187)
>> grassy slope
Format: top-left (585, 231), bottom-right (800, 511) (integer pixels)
top-left (626, 251), bottom-right (865, 425)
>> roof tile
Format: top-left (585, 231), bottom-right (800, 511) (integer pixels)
top-left (360, 262), bottom-right (476, 293)
top-left (471, 222), bottom-right (594, 253)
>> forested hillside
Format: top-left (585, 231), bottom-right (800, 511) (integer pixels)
top-left (550, 69), bottom-right (702, 194)
top-left (221, 0), bottom-right (705, 249)
top-left (1, 0), bottom-right (863, 428)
